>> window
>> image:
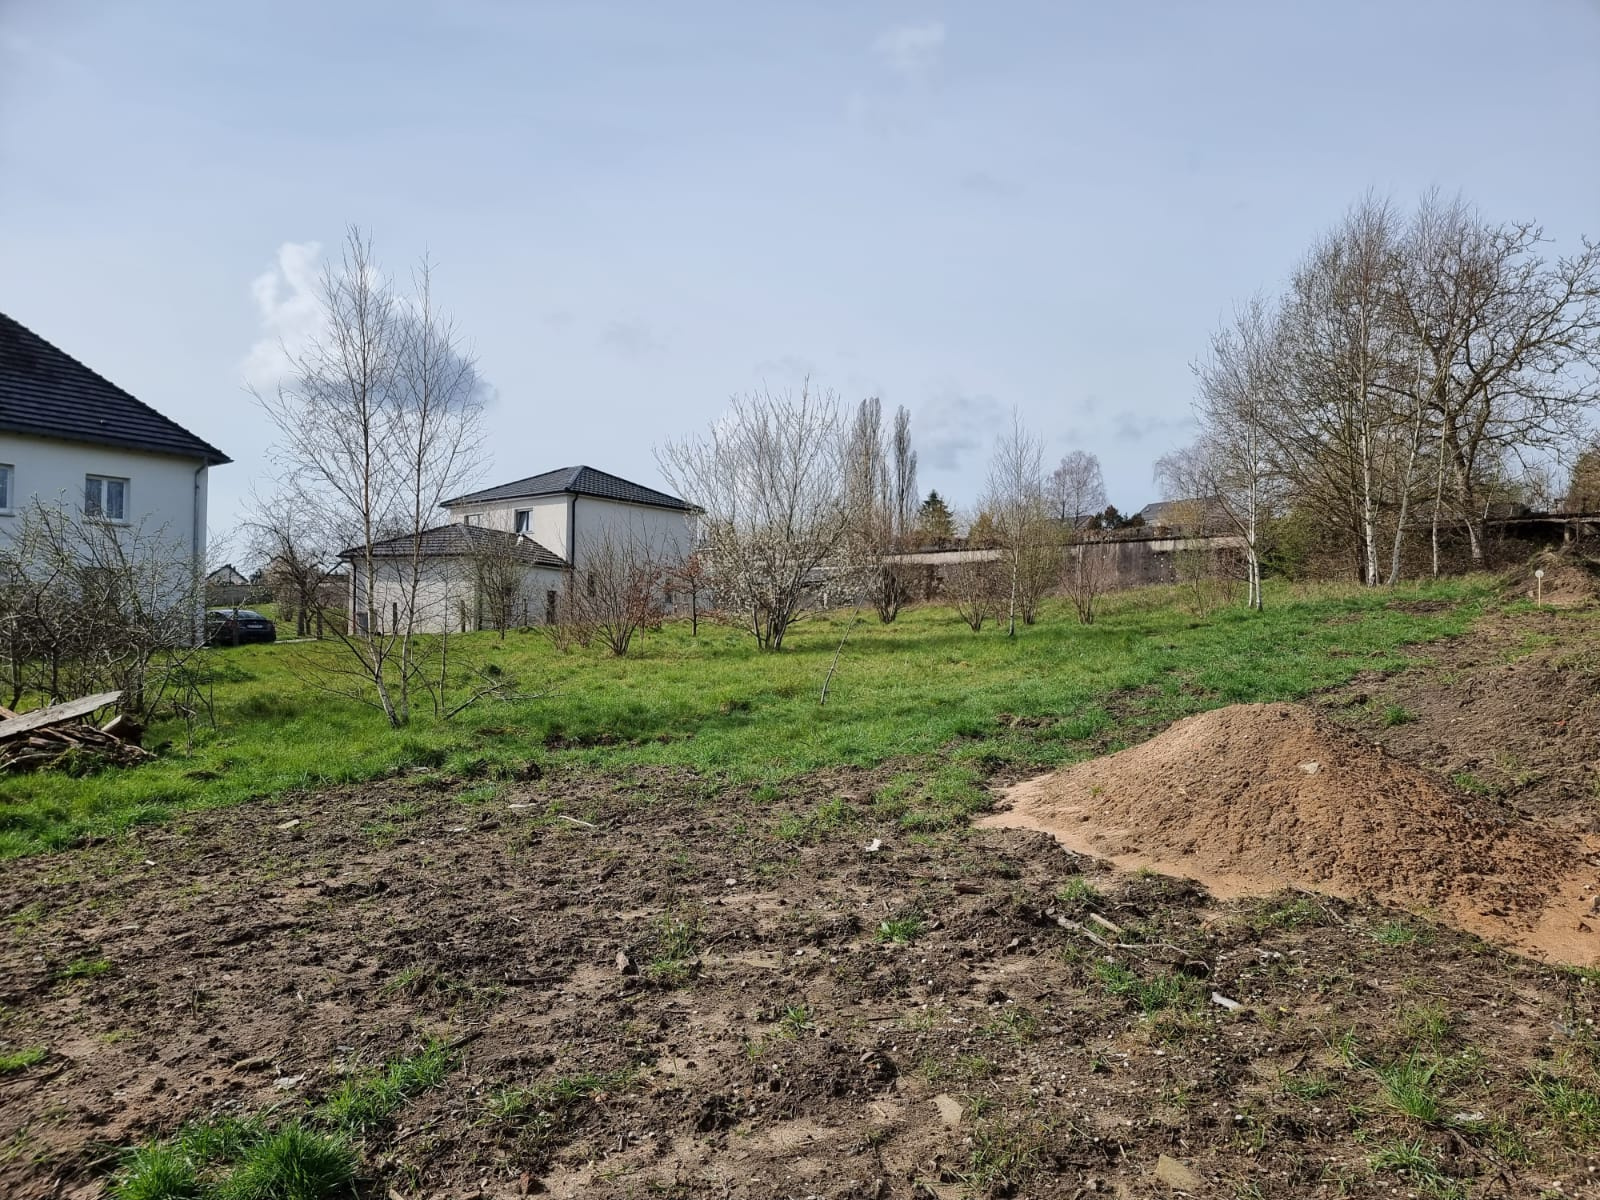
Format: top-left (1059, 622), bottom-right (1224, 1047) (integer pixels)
top-left (85, 474), bottom-right (128, 521)
top-left (0, 464), bottom-right (12, 514)
top-left (514, 509), bottom-right (530, 534)
top-left (463, 513), bottom-right (481, 527)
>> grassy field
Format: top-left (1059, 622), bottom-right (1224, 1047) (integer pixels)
top-left (0, 578), bottom-right (1488, 858)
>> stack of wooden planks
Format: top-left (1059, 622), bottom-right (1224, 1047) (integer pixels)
top-left (0, 691), bottom-right (153, 774)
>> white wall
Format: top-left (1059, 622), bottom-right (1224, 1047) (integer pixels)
top-left (571, 497), bottom-right (695, 565)
top-left (0, 432), bottom-right (210, 568)
top-left (446, 495), bottom-right (570, 558)
top-left (349, 556), bottom-right (570, 633)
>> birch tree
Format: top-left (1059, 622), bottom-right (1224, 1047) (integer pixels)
top-left (981, 411), bottom-right (1052, 636)
top-left (1190, 296), bottom-right (1283, 610)
top-left (1278, 196), bottom-right (1405, 586)
top-left (257, 228), bottom-right (485, 725)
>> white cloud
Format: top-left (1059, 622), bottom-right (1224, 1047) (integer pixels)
top-left (873, 21), bottom-right (946, 78)
top-left (242, 241), bottom-right (323, 391)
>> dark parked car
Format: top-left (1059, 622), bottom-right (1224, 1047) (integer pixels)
top-left (206, 608), bottom-right (277, 646)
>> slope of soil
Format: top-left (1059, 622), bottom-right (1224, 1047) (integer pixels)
top-left (1503, 549), bottom-right (1600, 609)
top-left (982, 703), bottom-right (1600, 964)
top-left (1321, 605), bottom-right (1600, 826)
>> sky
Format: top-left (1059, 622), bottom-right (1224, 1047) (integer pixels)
top-left (3, 0), bottom-right (1599, 556)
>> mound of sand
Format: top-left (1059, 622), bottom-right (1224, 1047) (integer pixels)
top-left (1504, 549), bottom-right (1600, 608)
top-left (981, 703), bottom-right (1600, 963)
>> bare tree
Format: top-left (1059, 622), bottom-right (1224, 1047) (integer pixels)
top-left (248, 490), bottom-right (336, 638)
top-left (1061, 535), bottom-right (1110, 625)
top-left (1278, 195), bottom-right (1405, 587)
top-left (0, 498), bottom-right (209, 721)
top-left (657, 384), bottom-right (854, 651)
top-left (1189, 296), bottom-right (1283, 610)
top-left (890, 405), bottom-right (918, 543)
top-left (1048, 451), bottom-right (1107, 525)
top-left (981, 411), bottom-right (1053, 636)
top-left (668, 550), bottom-right (710, 636)
top-left (1391, 195), bottom-right (1600, 567)
top-left (562, 528), bottom-right (668, 656)
top-left (257, 228), bottom-right (485, 725)
top-left (946, 552), bottom-right (1002, 632)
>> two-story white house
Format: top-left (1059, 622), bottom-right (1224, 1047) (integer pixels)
top-left (0, 311), bottom-right (230, 587)
top-left (341, 465), bottom-right (697, 633)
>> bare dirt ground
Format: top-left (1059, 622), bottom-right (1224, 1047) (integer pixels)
top-left (4, 604), bottom-right (1600, 1199)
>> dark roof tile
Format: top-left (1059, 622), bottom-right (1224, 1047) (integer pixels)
top-left (340, 524), bottom-right (568, 568)
top-left (0, 312), bottom-right (230, 463)
top-left (442, 465), bottom-right (693, 511)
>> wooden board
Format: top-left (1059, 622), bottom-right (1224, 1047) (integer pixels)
top-left (0, 692), bottom-right (123, 742)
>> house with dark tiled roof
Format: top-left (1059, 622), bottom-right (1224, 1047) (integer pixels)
top-left (338, 466), bottom-right (697, 633)
top-left (0, 311), bottom-right (229, 583)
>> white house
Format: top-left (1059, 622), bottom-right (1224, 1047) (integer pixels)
top-left (0, 310), bottom-right (230, 584)
top-left (341, 465), bottom-right (697, 634)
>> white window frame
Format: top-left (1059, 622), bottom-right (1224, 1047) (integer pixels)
top-left (514, 509), bottom-right (530, 534)
top-left (85, 473), bottom-right (130, 523)
top-left (0, 463), bottom-right (13, 515)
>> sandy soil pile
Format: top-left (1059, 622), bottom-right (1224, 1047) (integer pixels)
top-left (983, 703), bottom-right (1600, 962)
top-left (1504, 549), bottom-right (1600, 608)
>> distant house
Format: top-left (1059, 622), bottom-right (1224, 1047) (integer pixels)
top-left (1138, 498), bottom-right (1227, 535)
top-left (340, 465), bottom-right (698, 633)
top-left (0, 311), bottom-right (229, 590)
top-left (207, 564), bottom-right (248, 588)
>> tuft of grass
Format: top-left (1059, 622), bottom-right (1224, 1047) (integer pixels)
top-left (1371, 919), bottom-right (1428, 946)
top-left (59, 956), bottom-right (111, 981)
top-left (1091, 960), bottom-right (1197, 1014)
top-left (485, 1069), bottom-right (634, 1123)
top-left (1398, 1003), bottom-right (1454, 1049)
top-left (1054, 875), bottom-right (1103, 909)
top-left (1382, 703), bottom-right (1417, 726)
top-left (1374, 1054), bottom-right (1442, 1125)
top-left (1367, 1139), bottom-right (1462, 1198)
top-left (961, 1117), bottom-right (1048, 1192)
top-left (173, 1114), bottom-right (266, 1165)
top-left (1529, 1074), bottom-right (1600, 1140)
top-left (1252, 894), bottom-right (1325, 931)
top-left (0, 1045), bottom-right (47, 1073)
top-left (876, 911), bottom-right (924, 944)
top-left (216, 1123), bottom-right (356, 1200)
top-left (1450, 770), bottom-right (1492, 795)
top-left (111, 1145), bottom-right (201, 1200)
top-left (317, 1039), bottom-right (452, 1136)
top-left (642, 911), bottom-right (700, 986)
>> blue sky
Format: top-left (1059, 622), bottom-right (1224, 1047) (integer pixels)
top-left (3, 1), bottom-right (1598, 550)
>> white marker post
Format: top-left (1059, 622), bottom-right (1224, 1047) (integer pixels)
top-left (1535, 567), bottom-right (1545, 605)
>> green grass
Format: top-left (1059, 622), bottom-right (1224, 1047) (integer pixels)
top-left (0, 1045), bottom-right (46, 1073)
top-left (0, 580), bottom-right (1487, 857)
top-left (216, 1123), bottom-right (355, 1200)
top-left (485, 1069), bottom-right (635, 1122)
top-left (59, 956), bottom-right (111, 981)
top-left (111, 1144), bottom-right (202, 1200)
top-left (1529, 1074), bottom-right (1600, 1140)
top-left (316, 1039), bottom-right (453, 1136)
top-left (1054, 875), bottom-right (1103, 909)
top-left (877, 911), bottom-right (925, 943)
top-left (1368, 1139), bottom-right (1462, 1198)
top-left (1371, 920), bottom-right (1429, 947)
top-left (1090, 960), bottom-right (1199, 1014)
top-left (1373, 1054), bottom-right (1443, 1125)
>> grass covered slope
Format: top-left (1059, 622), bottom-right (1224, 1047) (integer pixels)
top-left (0, 579), bottom-right (1486, 857)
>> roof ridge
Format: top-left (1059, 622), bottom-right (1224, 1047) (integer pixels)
top-left (0, 311), bottom-right (230, 463)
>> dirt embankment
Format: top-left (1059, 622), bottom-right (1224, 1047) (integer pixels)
top-left (983, 702), bottom-right (1600, 964)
